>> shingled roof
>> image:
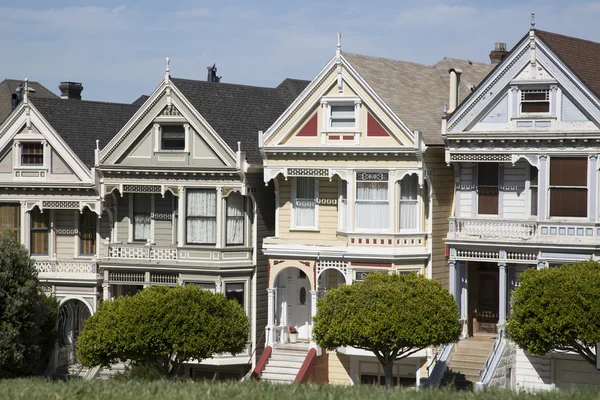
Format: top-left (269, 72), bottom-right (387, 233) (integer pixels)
top-left (344, 53), bottom-right (493, 145)
top-left (171, 77), bottom-right (310, 164)
top-left (0, 79), bottom-right (58, 124)
top-left (31, 98), bottom-right (140, 167)
top-left (535, 29), bottom-right (600, 101)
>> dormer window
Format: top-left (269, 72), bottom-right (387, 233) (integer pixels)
top-left (521, 89), bottom-right (550, 113)
top-left (22, 143), bottom-right (43, 166)
top-left (160, 126), bottom-right (185, 150)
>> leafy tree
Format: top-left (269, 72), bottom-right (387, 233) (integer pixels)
top-left (0, 230), bottom-right (58, 378)
top-left (313, 273), bottom-right (460, 387)
top-left (77, 285), bottom-right (249, 377)
top-left (507, 260), bottom-right (600, 367)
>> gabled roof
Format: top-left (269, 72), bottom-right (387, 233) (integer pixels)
top-left (344, 53), bottom-right (493, 145)
top-left (171, 77), bottom-right (310, 164)
top-left (31, 98), bottom-right (140, 167)
top-left (0, 79), bottom-right (58, 124)
top-left (535, 29), bottom-right (600, 100)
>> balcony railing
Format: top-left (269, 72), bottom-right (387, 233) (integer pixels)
top-left (106, 245), bottom-right (178, 261)
top-left (35, 261), bottom-right (98, 276)
top-left (449, 217), bottom-right (600, 244)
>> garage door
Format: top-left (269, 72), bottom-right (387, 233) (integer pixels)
top-left (556, 359), bottom-right (600, 389)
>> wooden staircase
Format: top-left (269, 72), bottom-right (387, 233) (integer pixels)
top-left (260, 343), bottom-right (309, 384)
top-left (441, 334), bottom-right (496, 390)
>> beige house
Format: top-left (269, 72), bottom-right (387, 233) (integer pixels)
top-left (257, 35), bottom-right (491, 386)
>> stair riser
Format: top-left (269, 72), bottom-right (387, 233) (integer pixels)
top-left (453, 348), bottom-right (493, 357)
top-left (262, 367), bottom-right (301, 375)
top-left (450, 355), bottom-right (488, 363)
top-left (267, 361), bottom-right (304, 368)
top-left (261, 373), bottom-right (295, 381)
top-left (270, 356), bottom-right (306, 362)
top-left (448, 361), bottom-right (486, 369)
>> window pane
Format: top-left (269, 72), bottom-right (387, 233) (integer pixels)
top-left (133, 194), bottom-right (151, 241)
top-left (186, 189), bottom-right (217, 244)
top-left (550, 188), bottom-right (587, 217)
top-left (0, 204), bottom-right (20, 234)
top-left (225, 282), bottom-right (245, 309)
top-left (295, 178), bottom-right (316, 228)
top-left (530, 165), bottom-right (538, 186)
top-left (356, 182), bottom-right (388, 230)
top-left (522, 102), bottom-right (549, 113)
top-left (478, 187), bottom-right (499, 215)
top-left (30, 208), bottom-right (48, 255)
top-left (530, 187), bottom-right (538, 216)
top-left (400, 175), bottom-right (418, 230)
top-left (161, 126), bottom-right (185, 150)
top-left (478, 163), bottom-right (498, 186)
top-left (22, 143), bottom-right (44, 165)
top-left (80, 209), bottom-right (96, 255)
top-left (331, 105), bottom-right (355, 128)
top-left (226, 193), bottom-right (245, 245)
top-left (550, 157), bottom-right (587, 187)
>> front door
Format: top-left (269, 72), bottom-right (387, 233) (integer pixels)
top-left (469, 262), bottom-right (499, 334)
top-left (288, 269), bottom-right (311, 340)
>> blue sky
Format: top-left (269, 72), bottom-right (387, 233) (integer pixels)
top-left (2, 0), bottom-right (600, 103)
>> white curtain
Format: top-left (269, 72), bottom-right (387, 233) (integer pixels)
top-left (355, 182), bottom-right (388, 230)
top-left (186, 189), bottom-right (217, 244)
top-left (226, 193), bottom-right (245, 245)
top-left (295, 178), bottom-right (316, 228)
top-left (400, 175), bottom-right (419, 230)
top-left (339, 181), bottom-right (347, 230)
top-left (133, 195), bottom-right (151, 241)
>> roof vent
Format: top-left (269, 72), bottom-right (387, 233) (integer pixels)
top-left (59, 82), bottom-right (83, 100)
top-left (489, 42), bottom-right (508, 65)
top-left (206, 64), bottom-right (221, 83)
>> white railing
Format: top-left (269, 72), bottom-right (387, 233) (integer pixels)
top-left (450, 218), bottom-right (537, 241)
top-left (35, 261), bottom-right (97, 275)
top-left (107, 245), bottom-right (179, 261)
top-left (476, 329), bottom-right (506, 390)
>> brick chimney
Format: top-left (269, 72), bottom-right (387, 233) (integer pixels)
top-left (59, 82), bottom-right (83, 100)
top-left (489, 42), bottom-right (509, 65)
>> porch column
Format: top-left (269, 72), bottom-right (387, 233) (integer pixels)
top-left (266, 288), bottom-right (275, 347)
top-left (460, 261), bottom-right (469, 338)
top-left (102, 283), bottom-right (112, 301)
top-left (177, 187), bottom-right (185, 247)
top-left (448, 260), bottom-right (457, 300)
top-left (498, 262), bottom-right (507, 326)
top-left (309, 290), bottom-right (318, 349)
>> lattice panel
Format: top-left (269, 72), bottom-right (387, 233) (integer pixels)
top-left (450, 154), bottom-right (511, 162)
top-left (288, 168), bottom-right (328, 177)
top-left (35, 262), bottom-right (54, 273)
top-left (316, 260), bottom-right (348, 277)
top-left (56, 263), bottom-right (96, 273)
top-left (150, 248), bottom-right (178, 260)
top-left (108, 246), bottom-right (148, 259)
top-left (42, 201), bottom-right (80, 209)
top-left (122, 185), bottom-right (161, 193)
top-left (109, 271), bottom-right (145, 283)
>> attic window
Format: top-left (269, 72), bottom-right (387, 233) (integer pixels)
top-left (330, 105), bottom-right (356, 129)
top-left (22, 143), bottom-right (44, 166)
top-left (161, 126), bottom-right (185, 150)
top-left (521, 89), bottom-right (549, 113)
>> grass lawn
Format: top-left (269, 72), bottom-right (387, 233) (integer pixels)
top-left (1, 379), bottom-right (600, 400)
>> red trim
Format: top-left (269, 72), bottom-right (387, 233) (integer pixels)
top-left (342, 135), bottom-right (354, 140)
top-left (329, 135), bottom-right (340, 140)
top-left (294, 348), bottom-right (317, 383)
top-left (297, 114), bottom-right (318, 137)
top-left (351, 262), bottom-right (392, 268)
top-left (251, 345), bottom-right (272, 380)
top-left (367, 112), bottom-right (390, 137)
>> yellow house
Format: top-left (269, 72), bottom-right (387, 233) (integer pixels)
top-left (258, 35), bottom-right (492, 386)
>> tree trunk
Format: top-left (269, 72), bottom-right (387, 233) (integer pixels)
top-left (383, 360), bottom-right (394, 388)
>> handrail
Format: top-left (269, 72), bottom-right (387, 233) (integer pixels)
top-left (294, 348), bottom-right (317, 383)
top-left (242, 327), bottom-right (269, 380)
top-left (249, 346), bottom-right (272, 380)
top-left (479, 329), bottom-right (505, 383)
top-left (421, 342), bottom-right (454, 388)
top-left (426, 344), bottom-right (444, 377)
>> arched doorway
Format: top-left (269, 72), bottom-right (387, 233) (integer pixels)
top-left (273, 267), bottom-right (312, 341)
top-left (57, 299), bottom-right (92, 367)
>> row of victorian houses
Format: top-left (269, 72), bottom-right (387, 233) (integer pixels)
top-left (2, 22), bottom-right (600, 389)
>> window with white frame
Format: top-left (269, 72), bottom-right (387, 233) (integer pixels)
top-left (21, 142), bottom-right (44, 166)
top-left (521, 89), bottom-right (550, 113)
top-left (80, 208), bottom-right (96, 256)
top-left (339, 180), bottom-right (348, 230)
top-left (529, 164), bottom-right (538, 216)
top-left (399, 174), bottom-right (419, 230)
top-left (330, 104), bottom-right (356, 129)
top-left (225, 282), bottom-right (245, 309)
top-left (355, 172), bottom-right (389, 231)
top-left (293, 178), bottom-right (317, 229)
top-left (226, 192), bottom-right (245, 245)
top-left (133, 194), bottom-right (151, 241)
top-left (160, 125), bottom-right (185, 151)
top-left (186, 189), bottom-right (217, 244)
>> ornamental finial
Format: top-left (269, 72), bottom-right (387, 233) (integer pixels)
top-left (530, 12), bottom-right (535, 29)
top-left (165, 57), bottom-right (170, 82)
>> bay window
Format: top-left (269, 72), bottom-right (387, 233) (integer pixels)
top-left (293, 178), bottom-right (317, 229)
top-left (355, 173), bottom-right (388, 230)
top-left (226, 192), bottom-right (245, 245)
top-left (399, 174), bottom-right (418, 230)
top-left (80, 208), bottom-right (96, 256)
top-left (549, 157), bottom-right (587, 218)
top-left (186, 189), bottom-right (217, 244)
top-left (477, 163), bottom-right (499, 215)
top-left (30, 208), bottom-right (49, 255)
top-left (133, 195), bottom-right (151, 241)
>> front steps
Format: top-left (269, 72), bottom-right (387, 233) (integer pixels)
top-left (261, 342), bottom-right (309, 384)
top-left (441, 334), bottom-right (496, 390)
top-left (54, 364), bottom-right (90, 380)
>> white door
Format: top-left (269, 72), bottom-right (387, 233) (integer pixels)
top-left (287, 269), bottom-right (311, 340)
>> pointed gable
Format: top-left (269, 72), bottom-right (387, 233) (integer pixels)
top-left (0, 79), bottom-right (58, 124)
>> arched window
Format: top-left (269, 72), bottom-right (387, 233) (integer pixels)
top-left (399, 175), bottom-right (418, 230)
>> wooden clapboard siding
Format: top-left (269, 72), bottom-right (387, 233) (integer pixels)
top-left (328, 351), bottom-right (351, 385)
top-left (459, 163), bottom-right (473, 217)
top-left (426, 148), bottom-right (453, 289)
top-left (503, 161), bottom-right (527, 219)
top-left (54, 209), bottom-right (76, 259)
top-left (154, 192), bottom-right (174, 246)
top-left (116, 193), bottom-right (130, 242)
